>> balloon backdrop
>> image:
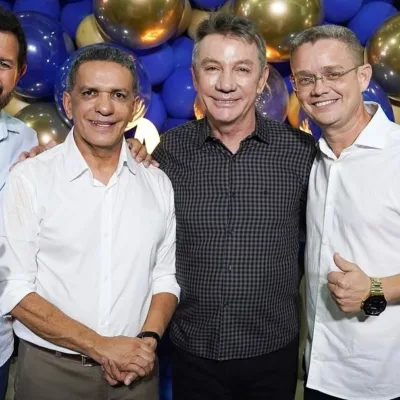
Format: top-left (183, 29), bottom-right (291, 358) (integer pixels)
top-left (75, 14), bottom-right (105, 48)
top-left (93, 0), bottom-right (185, 50)
top-left (16, 11), bottom-right (73, 99)
top-left (367, 14), bottom-right (400, 101)
top-left (234, 0), bottom-right (323, 62)
top-left (15, 103), bottom-right (70, 145)
top-left (176, 0), bottom-right (193, 37)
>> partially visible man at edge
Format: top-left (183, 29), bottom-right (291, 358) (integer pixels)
top-left (23, 12), bottom-right (316, 399)
top-left (0, 44), bottom-right (179, 400)
top-left (290, 25), bottom-right (400, 400)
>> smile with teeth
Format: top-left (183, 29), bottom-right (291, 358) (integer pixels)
top-left (314, 99), bottom-right (337, 107)
top-left (90, 120), bottom-right (115, 127)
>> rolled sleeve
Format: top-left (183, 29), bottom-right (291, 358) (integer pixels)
top-left (0, 169), bottom-right (39, 315)
top-left (152, 175), bottom-right (180, 300)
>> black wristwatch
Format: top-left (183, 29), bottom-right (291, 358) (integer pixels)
top-left (137, 331), bottom-right (161, 346)
top-left (361, 277), bottom-right (387, 316)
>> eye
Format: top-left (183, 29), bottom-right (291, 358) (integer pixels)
top-left (204, 66), bottom-right (218, 71)
top-left (298, 77), bottom-right (314, 85)
top-left (237, 67), bottom-right (250, 73)
top-left (0, 62), bottom-right (11, 69)
top-left (326, 72), bottom-right (342, 80)
top-left (113, 92), bottom-right (127, 99)
top-left (82, 89), bottom-right (95, 96)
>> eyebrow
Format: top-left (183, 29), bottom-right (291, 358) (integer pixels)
top-left (79, 86), bottom-right (130, 94)
top-left (294, 65), bottom-right (346, 76)
top-left (0, 57), bottom-right (15, 65)
top-left (200, 57), bottom-right (255, 66)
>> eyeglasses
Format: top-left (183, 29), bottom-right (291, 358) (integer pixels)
top-left (290, 66), bottom-right (361, 92)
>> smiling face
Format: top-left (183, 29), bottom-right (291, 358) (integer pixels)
top-left (63, 60), bottom-right (137, 152)
top-left (192, 33), bottom-right (268, 128)
top-left (290, 39), bottom-right (371, 131)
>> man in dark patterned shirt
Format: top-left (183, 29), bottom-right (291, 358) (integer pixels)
top-left (151, 13), bottom-right (316, 400)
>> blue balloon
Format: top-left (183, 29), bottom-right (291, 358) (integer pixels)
top-left (136, 44), bottom-right (175, 86)
top-left (16, 12), bottom-right (72, 99)
top-left (348, 2), bottom-right (398, 46)
top-left (162, 68), bottom-right (196, 119)
top-left (54, 43), bottom-right (151, 126)
top-left (363, 0), bottom-right (393, 3)
top-left (162, 117), bottom-right (189, 133)
top-left (298, 109), bottom-right (322, 141)
top-left (60, 0), bottom-right (92, 40)
top-left (190, 0), bottom-right (227, 9)
top-left (0, 1), bottom-right (11, 10)
top-left (144, 92), bottom-right (167, 131)
top-left (363, 79), bottom-right (395, 122)
top-left (14, 0), bottom-right (61, 19)
top-left (323, 0), bottom-right (362, 23)
top-left (171, 36), bottom-right (194, 69)
top-left (284, 75), bottom-right (294, 95)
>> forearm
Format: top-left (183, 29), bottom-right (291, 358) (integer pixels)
top-left (11, 292), bottom-right (102, 360)
top-left (382, 274), bottom-right (400, 303)
top-left (140, 292), bottom-right (178, 336)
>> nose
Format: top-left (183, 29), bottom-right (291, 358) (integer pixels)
top-left (215, 70), bottom-right (236, 93)
top-left (95, 92), bottom-right (114, 115)
top-left (311, 77), bottom-right (330, 96)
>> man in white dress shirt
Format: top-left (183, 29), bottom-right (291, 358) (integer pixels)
top-left (0, 44), bottom-right (180, 400)
top-left (0, 7), bottom-right (38, 400)
top-left (290, 25), bottom-right (400, 400)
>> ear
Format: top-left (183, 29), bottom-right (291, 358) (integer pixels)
top-left (257, 64), bottom-right (269, 95)
top-left (63, 91), bottom-right (73, 120)
top-left (359, 63), bottom-right (372, 92)
top-left (191, 65), bottom-right (199, 92)
top-left (17, 63), bottom-right (27, 80)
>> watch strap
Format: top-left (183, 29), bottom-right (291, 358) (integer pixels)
top-left (137, 331), bottom-right (161, 345)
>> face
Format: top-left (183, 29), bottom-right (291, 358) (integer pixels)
top-left (63, 60), bottom-right (137, 151)
top-left (290, 39), bottom-right (371, 130)
top-left (192, 34), bottom-right (268, 127)
top-left (0, 31), bottom-right (25, 110)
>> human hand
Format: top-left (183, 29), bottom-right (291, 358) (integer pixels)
top-left (327, 253), bottom-right (371, 312)
top-left (126, 138), bottom-right (159, 168)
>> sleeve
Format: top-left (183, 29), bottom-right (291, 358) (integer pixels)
top-left (0, 169), bottom-right (40, 315)
top-left (151, 136), bottom-right (170, 172)
top-left (151, 174), bottom-right (180, 300)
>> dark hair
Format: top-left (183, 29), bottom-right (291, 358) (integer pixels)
top-left (193, 12), bottom-right (267, 73)
top-left (0, 6), bottom-right (27, 71)
top-left (66, 45), bottom-right (138, 94)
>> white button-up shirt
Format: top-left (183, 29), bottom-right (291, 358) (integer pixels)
top-left (0, 131), bottom-right (180, 354)
top-left (305, 103), bottom-right (400, 400)
top-left (0, 110), bottom-right (37, 367)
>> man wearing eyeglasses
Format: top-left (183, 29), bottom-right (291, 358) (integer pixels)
top-left (290, 25), bottom-right (400, 400)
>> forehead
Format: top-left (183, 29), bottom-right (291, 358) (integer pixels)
top-left (197, 34), bottom-right (259, 63)
top-left (0, 31), bottom-right (19, 61)
top-left (291, 39), bottom-right (353, 71)
top-left (74, 60), bottom-right (133, 90)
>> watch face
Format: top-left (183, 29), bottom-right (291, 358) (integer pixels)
top-left (363, 295), bottom-right (387, 316)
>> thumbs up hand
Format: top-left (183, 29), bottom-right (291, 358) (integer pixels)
top-left (327, 253), bottom-right (371, 313)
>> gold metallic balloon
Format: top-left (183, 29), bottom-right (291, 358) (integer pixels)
top-left (176, 0), bottom-right (193, 37)
top-left (15, 103), bottom-right (70, 146)
top-left (287, 92), bottom-right (300, 128)
top-left (76, 14), bottom-right (106, 48)
top-left (391, 99), bottom-right (400, 124)
top-left (4, 95), bottom-right (31, 117)
top-left (188, 9), bottom-right (210, 40)
top-left (220, 0), bottom-right (234, 12)
top-left (234, 0), bottom-right (323, 62)
top-left (367, 14), bottom-right (400, 101)
top-left (94, 0), bottom-right (185, 50)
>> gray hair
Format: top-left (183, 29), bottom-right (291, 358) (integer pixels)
top-left (66, 45), bottom-right (138, 94)
top-left (290, 25), bottom-right (364, 66)
top-left (192, 12), bottom-right (267, 74)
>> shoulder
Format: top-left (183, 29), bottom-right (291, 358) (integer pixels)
top-left (158, 119), bottom-right (202, 148)
top-left (4, 111), bottom-right (38, 145)
top-left (264, 118), bottom-right (315, 146)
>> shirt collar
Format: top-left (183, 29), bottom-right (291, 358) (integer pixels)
top-left (318, 102), bottom-right (389, 158)
top-left (64, 129), bottom-right (137, 182)
top-left (197, 111), bottom-right (269, 148)
top-left (0, 110), bottom-right (14, 140)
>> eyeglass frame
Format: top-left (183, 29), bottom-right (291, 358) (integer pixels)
top-left (290, 65), bottom-right (362, 92)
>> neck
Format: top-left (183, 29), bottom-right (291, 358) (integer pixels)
top-left (207, 110), bottom-right (256, 154)
top-left (322, 103), bottom-right (372, 158)
top-left (74, 132), bottom-right (123, 185)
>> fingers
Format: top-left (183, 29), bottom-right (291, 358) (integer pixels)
top-left (136, 143), bottom-right (149, 164)
top-left (125, 355), bottom-right (154, 376)
top-left (143, 154), bottom-right (154, 168)
top-left (121, 360), bottom-right (147, 378)
top-left (29, 145), bottom-right (46, 158)
top-left (123, 371), bottom-right (139, 386)
top-left (18, 151), bottom-right (30, 162)
top-left (101, 358), bottom-right (126, 383)
top-left (151, 159), bottom-right (160, 168)
top-left (333, 253), bottom-right (358, 273)
top-left (102, 369), bottom-right (119, 386)
top-left (45, 140), bottom-right (58, 150)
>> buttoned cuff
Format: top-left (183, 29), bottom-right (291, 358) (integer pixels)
top-left (0, 281), bottom-right (36, 316)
